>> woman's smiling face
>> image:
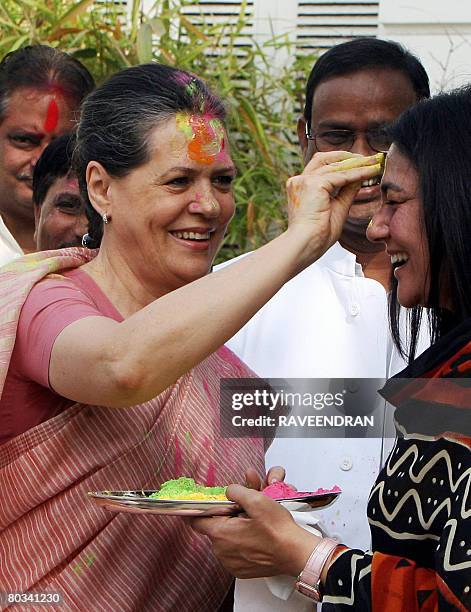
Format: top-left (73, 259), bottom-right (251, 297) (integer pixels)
top-left (102, 113), bottom-right (236, 295)
top-left (367, 144), bottom-right (431, 308)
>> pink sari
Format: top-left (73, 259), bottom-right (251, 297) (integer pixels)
top-left (0, 249), bottom-right (264, 611)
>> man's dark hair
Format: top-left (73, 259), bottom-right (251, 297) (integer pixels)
top-left (388, 85), bottom-right (471, 362)
top-left (0, 45), bottom-right (95, 119)
top-left (73, 62), bottom-right (226, 248)
top-left (33, 133), bottom-right (76, 207)
top-left (303, 38), bottom-right (430, 130)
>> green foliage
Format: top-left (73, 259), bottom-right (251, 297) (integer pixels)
top-left (0, 0), bottom-right (317, 261)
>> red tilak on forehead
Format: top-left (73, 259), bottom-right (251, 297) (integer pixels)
top-left (48, 83), bottom-right (66, 97)
top-left (44, 98), bottom-right (59, 133)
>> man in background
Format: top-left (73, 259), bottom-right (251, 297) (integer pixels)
top-left (33, 133), bottom-right (87, 251)
top-left (0, 45), bottom-right (94, 264)
top-left (218, 38), bottom-right (430, 611)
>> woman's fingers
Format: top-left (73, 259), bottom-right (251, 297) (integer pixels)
top-left (282, 151), bottom-right (386, 271)
top-left (286, 154), bottom-right (383, 231)
top-left (244, 467), bottom-right (262, 490)
top-left (244, 466), bottom-right (286, 490)
top-left (191, 514), bottom-right (232, 537)
top-left (331, 153), bottom-right (384, 172)
top-left (303, 151), bottom-right (384, 173)
top-left (191, 486), bottom-right (321, 578)
top-left (265, 465), bottom-right (285, 486)
top-left (302, 150), bottom-right (364, 171)
top-left (287, 157), bottom-right (383, 216)
top-left (224, 485), bottom-right (291, 522)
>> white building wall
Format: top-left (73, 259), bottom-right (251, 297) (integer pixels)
top-left (378, 0), bottom-right (471, 92)
top-left (141, 0), bottom-right (380, 55)
top-left (252, 0), bottom-right (380, 50)
top-left (139, 0), bottom-right (471, 92)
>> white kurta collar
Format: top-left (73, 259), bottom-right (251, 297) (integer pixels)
top-left (0, 214), bottom-right (23, 254)
top-left (317, 240), bottom-right (365, 278)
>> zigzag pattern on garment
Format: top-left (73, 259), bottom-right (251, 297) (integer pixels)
top-left (369, 435), bottom-right (471, 576)
top-left (322, 552), bottom-right (373, 606)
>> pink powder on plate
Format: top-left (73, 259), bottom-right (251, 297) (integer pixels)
top-left (262, 482), bottom-right (341, 500)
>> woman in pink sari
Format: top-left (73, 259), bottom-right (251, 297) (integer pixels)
top-left (0, 63), bottom-right (382, 610)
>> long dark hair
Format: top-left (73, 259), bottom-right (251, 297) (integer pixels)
top-left (73, 63), bottom-right (226, 248)
top-left (388, 85), bottom-right (471, 362)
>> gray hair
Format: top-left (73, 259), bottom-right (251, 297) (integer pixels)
top-left (73, 62), bottom-right (226, 248)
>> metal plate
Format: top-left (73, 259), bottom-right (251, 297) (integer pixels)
top-left (88, 490), bottom-right (341, 517)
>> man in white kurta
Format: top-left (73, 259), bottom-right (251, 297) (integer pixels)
top-left (226, 242), bottom-right (391, 547)
top-left (220, 244), bottom-right (427, 612)
top-left (0, 214), bottom-right (22, 267)
top-left (216, 39), bottom-right (431, 611)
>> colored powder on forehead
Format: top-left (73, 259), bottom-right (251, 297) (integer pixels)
top-left (175, 112), bottom-right (225, 165)
top-left (175, 112), bottom-right (193, 139)
top-left (44, 98), bottom-right (59, 133)
top-left (188, 116), bottom-right (225, 165)
top-left (66, 176), bottom-right (79, 190)
top-left (47, 82), bottom-right (66, 97)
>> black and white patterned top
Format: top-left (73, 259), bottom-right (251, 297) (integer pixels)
top-left (322, 318), bottom-right (471, 611)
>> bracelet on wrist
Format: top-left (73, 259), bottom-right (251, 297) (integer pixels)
top-left (294, 537), bottom-right (340, 602)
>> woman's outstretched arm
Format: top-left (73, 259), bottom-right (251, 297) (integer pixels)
top-left (49, 153), bottom-right (382, 407)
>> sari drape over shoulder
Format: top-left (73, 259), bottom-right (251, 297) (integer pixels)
top-left (0, 249), bottom-right (265, 611)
